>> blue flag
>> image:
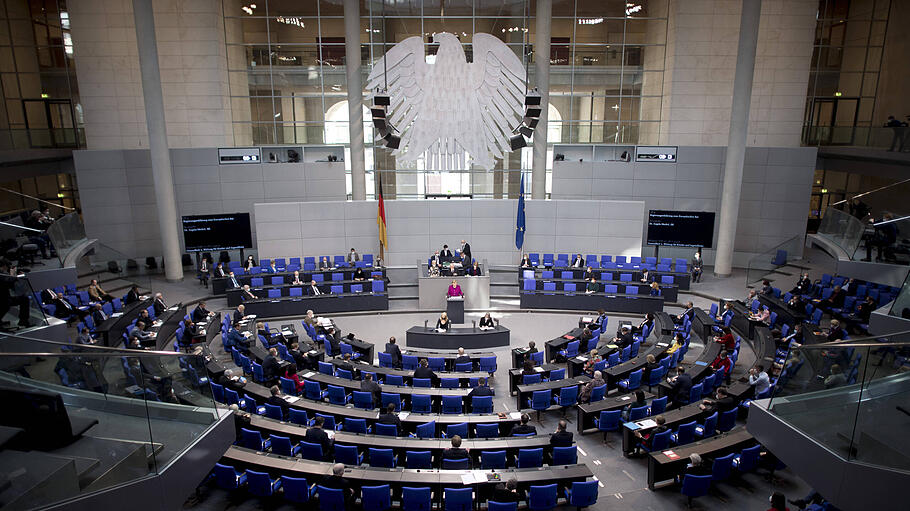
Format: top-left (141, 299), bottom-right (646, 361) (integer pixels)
top-left (516, 174), bottom-right (526, 250)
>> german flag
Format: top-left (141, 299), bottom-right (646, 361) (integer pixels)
top-left (377, 175), bottom-right (388, 250)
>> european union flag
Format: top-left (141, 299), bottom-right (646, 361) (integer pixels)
top-left (515, 174), bottom-right (526, 250)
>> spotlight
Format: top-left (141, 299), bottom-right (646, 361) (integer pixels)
top-left (510, 134), bottom-right (527, 150)
top-left (385, 134), bottom-right (401, 149)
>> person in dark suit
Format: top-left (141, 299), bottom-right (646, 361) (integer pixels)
top-left (325, 327), bottom-right (342, 356)
top-left (593, 309), bottom-right (608, 330)
top-left (233, 304), bottom-right (246, 324)
top-left (241, 285), bottom-right (258, 301)
top-left (228, 271), bottom-right (241, 289)
top-left (633, 415), bottom-right (668, 452)
top-left (510, 414), bottom-right (537, 436)
top-left (583, 266), bottom-right (596, 281)
top-left (454, 347), bottom-right (472, 367)
top-left (197, 258), bottom-right (210, 288)
top-left (262, 347), bottom-right (281, 383)
top-left (676, 301), bottom-right (695, 324)
top-left (319, 257), bottom-right (331, 270)
top-left (468, 377), bottom-right (493, 407)
top-left (460, 240), bottom-right (472, 263)
top-left (307, 280), bottom-right (323, 296)
top-left (520, 254), bottom-right (531, 268)
top-left (492, 478), bottom-right (524, 503)
top-left (466, 261), bottom-right (482, 276)
top-left (225, 321), bottom-right (250, 354)
top-left (125, 285), bottom-right (141, 305)
top-left (337, 353), bottom-right (354, 375)
top-left (429, 250), bottom-right (442, 268)
top-left (152, 293), bottom-right (167, 316)
top-left (290, 270), bottom-right (304, 285)
top-left (244, 255), bottom-right (256, 272)
top-left (214, 263), bottom-right (228, 278)
top-left (304, 416), bottom-right (333, 460)
top-left (613, 326), bottom-right (633, 349)
top-left (352, 267), bottom-right (366, 281)
top-left (668, 366), bottom-right (693, 409)
top-left (218, 369), bottom-right (247, 393)
top-left (385, 336), bottom-right (402, 368)
top-left (288, 342), bottom-right (310, 370)
top-left (91, 304), bottom-right (108, 325)
top-left (265, 385), bottom-right (289, 418)
top-left (440, 245), bottom-right (453, 261)
top-left (479, 313), bottom-right (494, 328)
top-left (347, 248), bottom-right (360, 265)
top-left (321, 463), bottom-right (355, 503)
top-left (413, 358), bottom-right (437, 385)
top-left (442, 435), bottom-right (469, 464)
top-left (360, 373), bottom-right (382, 408)
top-left (41, 288), bottom-right (79, 319)
top-left (377, 403), bottom-right (401, 432)
top-left (550, 419), bottom-right (574, 447)
top-left (191, 301), bottom-right (211, 323)
top-left (571, 253), bottom-right (584, 268)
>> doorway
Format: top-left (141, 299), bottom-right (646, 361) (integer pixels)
top-left (21, 99), bottom-right (78, 148)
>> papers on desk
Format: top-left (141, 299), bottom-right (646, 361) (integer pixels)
top-left (534, 366), bottom-right (544, 373)
top-left (168, 306), bottom-right (179, 311)
top-left (694, 361), bottom-right (708, 366)
top-left (478, 326), bottom-right (493, 331)
top-left (509, 411), bottom-right (522, 420)
top-left (326, 430), bottom-right (335, 439)
top-left (620, 395), bottom-right (631, 401)
top-left (111, 312), bottom-right (123, 318)
top-left (662, 450), bottom-right (680, 460)
top-left (576, 356), bottom-right (588, 362)
top-left (435, 328), bottom-right (447, 333)
top-left (606, 344), bottom-right (618, 349)
top-left (637, 419), bottom-right (658, 429)
top-left (398, 411), bottom-right (410, 420)
top-left (581, 317), bottom-right (593, 323)
top-left (302, 372), bottom-right (316, 378)
top-left (657, 343), bottom-right (669, 347)
top-left (308, 350), bottom-right (318, 355)
top-left (283, 396), bottom-right (300, 403)
top-left (152, 320), bottom-right (163, 327)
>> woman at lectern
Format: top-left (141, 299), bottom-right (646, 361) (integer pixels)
top-left (479, 312), bottom-right (494, 328)
top-left (446, 280), bottom-right (463, 298)
top-left (436, 312), bottom-right (452, 331)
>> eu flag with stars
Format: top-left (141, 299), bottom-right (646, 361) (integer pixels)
top-left (515, 174), bottom-right (526, 250)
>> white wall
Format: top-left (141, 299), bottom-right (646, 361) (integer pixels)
top-left (255, 199), bottom-right (646, 267)
top-left (551, 145), bottom-right (817, 266)
top-left (74, 148), bottom-right (346, 258)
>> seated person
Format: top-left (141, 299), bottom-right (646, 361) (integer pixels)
top-left (467, 261), bottom-right (482, 276)
top-left (233, 304), bottom-right (246, 323)
top-left (593, 309), bottom-right (608, 329)
top-left (385, 336), bottom-right (402, 367)
top-left (352, 267), bottom-right (366, 281)
top-left (643, 354), bottom-right (662, 379)
top-left (377, 402), bottom-right (402, 430)
top-left (227, 271), bottom-right (241, 288)
top-left (441, 262), bottom-right (460, 277)
top-left (468, 377), bottom-right (494, 404)
top-left (585, 277), bottom-right (598, 294)
top-left (613, 326), bottom-right (633, 349)
top-left (436, 312), bottom-right (452, 331)
top-left (90, 304), bottom-right (108, 325)
top-left (191, 301), bottom-right (212, 323)
top-left (700, 386), bottom-right (737, 414)
top-left (824, 364), bottom-right (847, 388)
top-left (430, 250), bottom-right (442, 267)
top-left (640, 268), bottom-right (651, 283)
top-left (716, 302), bottom-right (734, 324)
top-left (633, 312), bottom-right (655, 335)
top-left (622, 390), bottom-right (648, 421)
top-left (218, 368), bottom-right (247, 393)
top-left (442, 435), bottom-right (470, 466)
top-left (714, 326), bottom-right (736, 351)
top-left (413, 358), bottom-right (438, 384)
top-left (265, 385), bottom-right (289, 418)
top-left (649, 282), bottom-right (661, 296)
top-left (446, 280), bottom-right (464, 298)
top-left (521, 360), bottom-right (537, 376)
top-left (580, 370), bottom-right (605, 403)
top-left (749, 305), bottom-right (771, 324)
top-left (680, 453), bottom-right (713, 478)
top-left (244, 255), bottom-right (256, 271)
top-left (743, 289), bottom-right (758, 306)
top-left (152, 293), bottom-right (167, 316)
top-left (520, 254), bottom-right (532, 268)
top-left (241, 284), bottom-right (258, 301)
top-left (676, 301), bottom-right (695, 324)
top-left (305, 416), bottom-right (334, 460)
top-left (307, 280), bottom-right (324, 296)
top-left (510, 413), bottom-right (537, 436)
top-left (571, 253), bottom-right (584, 268)
top-left (826, 319), bottom-right (846, 342)
top-left (479, 312), bottom-right (494, 329)
top-left (493, 478), bottom-right (525, 503)
top-left (633, 415), bottom-right (668, 451)
top-left (428, 261), bottom-right (440, 277)
top-left (321, 463), bottom-right (356, 504)
top-left (283, 363), bottom-right (304, 393)
top-left (550, 419), bottom-right (574, 447)
top-left (582, 349), bottom-right (603, 375)
top-left (760, 279), bottom-right (773, 295)
top-left (214, 262), bottom-right (228, 278)
top-left (816, 285), bottom-right (845, 311)
top-left (290, 270), bottom-right (304, 285)
top-left (266, 261), bottom-right (278, 274)
top-left (319, 256), bottom-right (331, 270)
top-left (583, 266), bottom-right (596, 281)
top-left (665, 333), bottom-right (685, 354)
top-left (225, 321), bottom-right (251, 353)
top-left (787, 293), bottom-right (805, 311)
top-left (790, 272), bottom-right (812, 295)
top-left (710, 350), bottom-right (733, 382)
top-left (88, 279), bottom-right (114, 303)
top-left (125, 284), bottom-right (142, 304)
top-left (41, 288), bottom-right (82, 319)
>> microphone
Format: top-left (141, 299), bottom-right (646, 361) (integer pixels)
top-left (472, 320), bottom-right (476, 331)
top-left (424, 320), bottom-right (428, 330)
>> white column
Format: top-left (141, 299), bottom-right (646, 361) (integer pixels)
top-left (344, 0), bottom-right (366, 200)
top-left (132, 0), bottom-right (183, 281)
top-left (531, 0), bottom-right (551, 200)
top-left (714, 0), bottom-right (762, 277)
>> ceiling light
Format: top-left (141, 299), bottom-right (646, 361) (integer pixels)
top-left (579, 18), bottom-right (604, 25)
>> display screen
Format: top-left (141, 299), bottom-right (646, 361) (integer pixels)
top-left (647, 210), bottom-right (715, 248)
top-left (182, 213), bottom-right (253, 252)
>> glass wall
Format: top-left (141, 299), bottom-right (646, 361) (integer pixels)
top-left (223, 0), bottom-right (668, 198)
top-left (0, 0), bottom-right (83, 149)
top-left (802, 0), bottom-right (890, 147)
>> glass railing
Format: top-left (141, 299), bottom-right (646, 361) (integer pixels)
top-left (888, 271), bottom-right (910, 318)
top-left (0, 127), bottom-right (85, 150)
top-left (767, 332), bottom-right (910, 472)
top-left (0, 334), bottom-right (220, 508)
top-left (46, 211), bottom-right (87, 264)
top-left (803, 125), bottom-right (910, 151)
top-left (816, 207), bottom-right (867, 259)
top-left (745, 235), bottom-right (805, 285)
top-left (2, 270), bottom-right (50, 330)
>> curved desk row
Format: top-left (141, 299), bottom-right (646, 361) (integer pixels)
top-left (239, 381), bottom-right (521, 435)
top-left (95, 298), bottom-right (153, 347)
top-left (240, 293), bottom-right (389, 318)
top-left (522, 278), bottom-right (679, 303)
top-left (223, 445), bottom-right (593, 498)
top-left (515, 376), bottom-right (591, 412)
top-left (226, 279), bottom-right (381, 307)
top-left (213, 267), bottom-right (386, 295)
top-left (758, 294), bottom-right (807, 328)
top-left (576, 391), bottom-right (655, 434)
top-left (520, 291), bottom-right (664, 314)
top-left (656, 331), bottom-right (723, 398)
top-left (519, 267), bottom-right (691, 290)
top-left (247, 414), bottom-right (555, 463)
top-left (405, 325), bottom-right (510, 350)
top-left (398, 349), bottom-right (497, 371)
top-left (648, 427), bottom-right (755, 490)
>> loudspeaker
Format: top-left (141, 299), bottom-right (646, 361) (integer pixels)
top-left (525, 107), bottom-right (541, 118)
top-left (510, 134), bottom-right (527, 150)
top-left (385, 135), bottom-right (401, 149)
top-left (373, 118), bottom-right (387, 130)
top-left (370, 106), bottom-right (386, 118)
top-left (524, 117), bottom-right (539, 128)
top-left (525, 94), bottom-right (541, 106)
top-left (518, 126), bottom-right (533, 137)
top-left (374, 95), bottom-right (390, 106)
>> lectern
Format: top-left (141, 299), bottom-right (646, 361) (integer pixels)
top-left (446, 296), bottom-right (465, 324)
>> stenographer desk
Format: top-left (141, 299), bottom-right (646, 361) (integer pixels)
top-left (520, 291), bottom-right (664, 314)
top-left (239, 292), bottom-right (388, 318)
top-left (405, 325), bottom-right (510, 350)
top-left (213, 266), bottom-right (386, 296)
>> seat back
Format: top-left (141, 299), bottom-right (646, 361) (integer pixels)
top-left (281, 476), bottom-right (310, 503)
top-left (531, 390), bottom-right (551, 410)
top-left (528, 484), bottom-right (557, 511)
top-left (517, 448), bottom-right (543, 468)
top-left (718, 408), bottom-right (738, 432)
top-left (522, 373), bottom-right (541, 385)
top-left (288, 408), bottom-right (308, 426)
top-left (597, 410), bottom-right (621, 431)
top-left (476, 423), bottom-right (500, 437)
top-left (629, 405), bottom-right (649, 421)
top-left (649, 395), bottom-right (667, 415)
top-left (481, 450), bottom-right (507, 469)
top-left (353, 391), bottom-right (373, 409)
top-left (472, 395), bottom-right (493, 414)
top-left (411, 394), bottom-right (432, 413)
top-left (567, 480), bottom-right (598, 507)
top-left (428, 357), bottom-right (445, 371)
top-left (557, 385), bottom-right (578, 405)
top-left (680, 474), bottom-right (712, 499)
top-left (442, 395), bottom-right (462, 414)
top-left (446, 422), bottom-right (468, 438)
top-left (415, 421), bottom-right (436, 438)
top-left (381, 392), bottom-right (402, 411)
top-left (675, 421), bottom-right (697, 445)
top-left (375, 423), bottom-right (398, 437)
top-left (369, 448), bottom-right (395, 468)
top-left (711, 452), bottom-right (735, 481)
top-left (552, 445), bottom-right (577, 465)
top-left (402, 486), bottom-right (432, 511)
top-left (405, 450), bottom-right (432, 469)
top-left (589, 384), bottom-right (606, 402)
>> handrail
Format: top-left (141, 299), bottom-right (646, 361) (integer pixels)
top-left (0, 186), bottom-right (75, 211)
top-left (829, 177), bottom-right (910, 208)
top-left (0, 219), bottom-right (43, 233)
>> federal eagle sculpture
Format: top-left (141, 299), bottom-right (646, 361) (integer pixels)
top-left (367, 32), bottom-right (527, 171)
